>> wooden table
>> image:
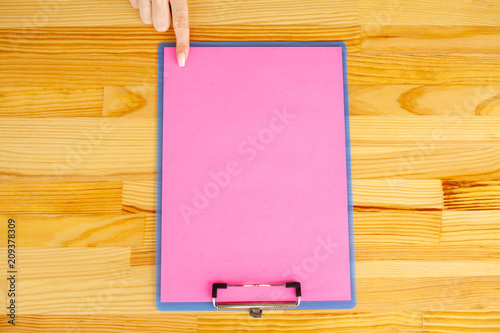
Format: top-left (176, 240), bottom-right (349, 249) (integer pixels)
top-left (1, 0), bottom-right (500, 332)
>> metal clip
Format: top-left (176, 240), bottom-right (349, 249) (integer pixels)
top-left (212, 282), bottom-right (302, 317)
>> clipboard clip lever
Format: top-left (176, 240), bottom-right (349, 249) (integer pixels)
top-left (212, 282), bottom-right (301, 318)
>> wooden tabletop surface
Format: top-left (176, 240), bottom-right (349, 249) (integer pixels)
top-left (1, 0), bottom-right (500, 332)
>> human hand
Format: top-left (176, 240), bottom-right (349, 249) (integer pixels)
top-left (129, 0), bottom-right (189, 67)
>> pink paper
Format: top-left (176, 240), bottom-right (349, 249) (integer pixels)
top-left (161, 46), bottom-right (351, 303)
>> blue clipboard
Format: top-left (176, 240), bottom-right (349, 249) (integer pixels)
top-left (157, 41), bottom-right (356, 312)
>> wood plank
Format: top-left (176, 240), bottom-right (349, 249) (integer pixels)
top-left (1, 264), bottom-right (153, 315)
top-left (0, 214), bottom-right (144, 247)
top-left (0, 86), bottom-right (102, 117)
top-left (131, 247), bottom-right (155, 267)
top-left (0, 182), bottom-right (122, 214)
top-left (351, 145), bottom-right (500, 179)
top-left (350, 117), bottom-right (500, 143)
top-left (353, 179), bottom-right (443, 209)
top-left (359, 0), bottom-right (500, 27)
top-left (362, 26), bottom-right (500, 55)
top-left (103, 86), bottom-right (156, 118)
top-left (0, 118), bottom-right (155, 181)
top-left (0, 315), bottom-right (197, 333)
top-left (443, 179), bottom-right (500, 210)
top-left (355, 210), bottom-right (441, 245)
top-left (359, 0), bottom-right (500, 56)
top-left (0, 0), bottom-right (359, 27)
top-left (348, 54), bottom-right (500, 85)
top-left (131, 214), bottom-right (155, 266)
top-left (355, 244), bottom-right (500, 261)
top-left (142, 214), bottom-right (156, 248)
top-left (0, 27), bottom-right (169, 54)
top-left (357, 260), bottom-right (500, 278)
top-left (441, 211), bottom-right (500, 245)
top-left (0, 313), bottom-right (420, 333)
top-left (0, 0), bottom-right (143, 28)
top-left (0, 26), bottom-right (360, 54)
top-left (349, 85), bottom-right (500, 116)
top-left (191, 0), bottom-right (359, 26)
top-left (0, 248), bottom-right (130, 310)
top-left (122, 181), bottom-right (156, 213)
top-left (356, 276), bottom-right (500, 311)
top-left (197, 312), bottom-right (422, 333)
top-left (0, 52), bottom-right (157, 88)
top-left (423, 311), bottom-right (500, 332)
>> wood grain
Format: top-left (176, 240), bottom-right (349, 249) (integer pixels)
top-left (103, 85), bottom-right (156, 118)
top-left (0, 0), bottom-right (142, 28)
top-left (197, 311), bottom-right (422, 333)
top-left (8, 263), bottom-right (499, 314)
top-left (443, 179), bottom-right (500, 210)
top-left (0, 248), bottom-right (130, 310)
top-left (0, 118), bottom-right (155, 181)
top-left (351, 145), bottom-right (500, 180)
top-left (355, 244), bottom-right (500, 261)
top-left (362, 26), bottom-right (500, 55)
top-left (423, 311), bottom-right (500, 332)
top-left (0, 315), bottom-right (197, 333)
top-left (349, 85), bottom-right (500, 116)
top-left (0, 182), bottom-right (122, 214)
top-left (353, 179), bottom-right (443, 209)
top-left (351, 117), bottom-right (500, 143)
top-left (131, 214), bottom-right (155, 266)
top-left (354, 210), bottom-right (442, 244)
top-left (441, 211), bottom-right (500, 245)
top-left (122, 181), bottom-right (156, 213)
top-left (355, 276), bottom-right (500, 311)
top-left (347, 54), bottom-right (500, 85)
top-left (1, 0), bottom-right (500, 331)
top-left (0, 26), bottom-right (361, 53)
top-left (0, 86), bottom-right (103, 117)
top-left (359, 0), bottom-right (500, 27)
top-left (357, 261), bottom-right (500, 278)
top-left (0, 0), bottom-right (359, 27)
top-left (0, 214), bottom-right (144, 247)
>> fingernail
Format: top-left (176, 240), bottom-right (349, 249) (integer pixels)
top-left (177, 52), bottom-right (186, 67)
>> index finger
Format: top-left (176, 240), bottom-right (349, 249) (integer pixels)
top-left (170, 0), bottom-right (190, 67)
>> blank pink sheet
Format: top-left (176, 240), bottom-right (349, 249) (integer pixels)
top-left (161, 45), bottom-right (352, 304)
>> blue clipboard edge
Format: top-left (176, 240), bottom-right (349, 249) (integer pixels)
top-left (156, 41), bottom-right (356, 311)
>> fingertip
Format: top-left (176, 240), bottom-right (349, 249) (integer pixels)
top-left (130, 0), bottom-right (139, 9)
top-left (177, 52), bottom-right (186, 67)
top-left (155, 24), bottom-right (169, 32)
top-left (140, 13), bottom-right (152, 25)
top-left (176, 43), bottom-right (189, 67)
top-left (154, 18), bottom-right (170, 32)
top-left (138, 0), bottom-right (152, 24)
top-left (152, 0), bottom-right (170, 32)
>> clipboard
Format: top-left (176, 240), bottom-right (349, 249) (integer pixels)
top-left (156, 42), bottom-right (356, 315)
